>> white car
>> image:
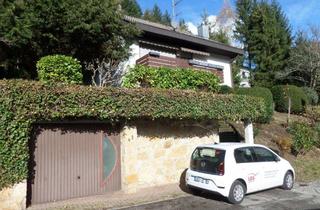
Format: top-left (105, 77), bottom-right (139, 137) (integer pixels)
top-left (185, 143), bottom-right (295, 204)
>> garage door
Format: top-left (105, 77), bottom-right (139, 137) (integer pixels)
top-left (29, 124), bottom-right (121, 204)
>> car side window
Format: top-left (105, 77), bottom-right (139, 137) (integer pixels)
top-left (252, 147), bottom-right (277, 162)
top-left (234, 147), bottom-right (254, 163)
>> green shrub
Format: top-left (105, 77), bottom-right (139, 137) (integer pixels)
top-left (37, 55), bottom-right (83, 84)
top-left (122, 65), bottom-right (220, 92)
top-left (235, 87), bottom-right (273, 123)
top-left (302, 87), bottom-right (319, 105)
top-left (271, 85), bottom-right (308, 114)
top-left (0, 79), bottom-right (266, 189)
top-left (313, 122), bottom-right (320, 148)
top-left (288, 122), bottom-right (316, 155)
top-left (305, 106), bottom-right (320, 123)
top-left (218, 85), bottom-right (234, 94)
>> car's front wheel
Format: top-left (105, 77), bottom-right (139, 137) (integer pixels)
top-left (282, 171), bottom-right (294, 190)
top-left (228, 180), bottom-right (246, 204)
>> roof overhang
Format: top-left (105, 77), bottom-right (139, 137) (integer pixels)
top-left (125, 16), bottom-right (244, 59)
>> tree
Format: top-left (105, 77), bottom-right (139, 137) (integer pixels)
top-left (0, 0), bottom-right (138, 81)
top-left (142, 4), bottom-right (173, 26)
top-left (234, 0), bottom-right (292, 88)
top-left (178, 19), bottom-right (191, 33)
top-left (201, 9), bottom-right (211, 26)
top-left (161, 10), bottom-right (171, 26)
top-left (234, 0), bottom-right (256, 69)
top-left (210, 29), bottom-right (230, 44)
top-left (121, 0), bottom-right (142, 17)
top-left (142, 4), bottom-right (163, 23)
top-left (151, 4), bottom-right (162, 22)
top-left (142, 9), bottom-right (153, 21)
top-left (0, 0), bottom-right (33, 78)
top-left (200, 9), bottom-right (230, 44)
top-left (278, 27), bottom-right (320, 90)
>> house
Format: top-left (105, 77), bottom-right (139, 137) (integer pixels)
top-left (124, 16), bottom-right (243, 87)
top-left (239, 67), bottom-right (251, 87)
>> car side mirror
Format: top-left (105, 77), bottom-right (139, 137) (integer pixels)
top-left (275, 156), bottom-right (281, 162)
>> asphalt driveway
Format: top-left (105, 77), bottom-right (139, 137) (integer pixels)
top-left (118, 183), bottom-right (320, 210)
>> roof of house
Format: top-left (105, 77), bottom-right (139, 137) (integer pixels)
top-left (125, 16), bottom-right (243, 59)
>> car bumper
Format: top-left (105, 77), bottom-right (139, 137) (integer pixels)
top-left (185, 169), bottom-right (229, 197)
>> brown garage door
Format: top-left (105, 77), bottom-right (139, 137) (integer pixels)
top-left (29, 124), bottom-right (121, 204)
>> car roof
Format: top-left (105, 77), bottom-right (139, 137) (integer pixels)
top-left (196, 143), bottom-right (268, 150)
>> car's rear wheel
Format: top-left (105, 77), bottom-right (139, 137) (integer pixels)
top-left (282, 171), bottom-right (294, 190)
top-left (228, 180), bottom-right (246, 204)
top-left (188, 186), bottom-right (202, 195)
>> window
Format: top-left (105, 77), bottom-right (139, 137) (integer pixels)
top-left (190, 147), bottom-right (225, 175)
top-left (103, 136), bottom-right (116, 179)
top-left (234, 147), bottom-right (254, 163)
top-left (252, 147), bottom-right (277, 162)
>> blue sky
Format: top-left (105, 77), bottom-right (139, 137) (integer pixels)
top-left (137, 0), bottom-right (320, 34)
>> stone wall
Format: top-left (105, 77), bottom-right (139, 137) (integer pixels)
top-left (120, 120), bottom-right (219, 193)
top-left (0, 181), bottom-right (26, 210)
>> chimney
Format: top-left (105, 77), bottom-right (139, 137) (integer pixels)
top-left (198, 24), bottom-right (209, 39)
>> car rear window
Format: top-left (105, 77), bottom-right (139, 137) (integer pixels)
top-left (190, 147), bottom-right (225, 175)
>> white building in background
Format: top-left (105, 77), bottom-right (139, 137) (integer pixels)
top-left (239, 68), bottom-right (251, 87)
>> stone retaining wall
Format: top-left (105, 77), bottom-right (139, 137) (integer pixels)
top-left (0, 181), bottom-right (26, 210)
top-left (120, 120), bottom-right (219, 193)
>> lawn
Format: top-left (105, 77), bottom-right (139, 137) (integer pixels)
top-left (293, 149), bottom-right (320, 182)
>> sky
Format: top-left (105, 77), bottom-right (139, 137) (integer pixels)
top-left (137, 0), bottom-right (320, 34)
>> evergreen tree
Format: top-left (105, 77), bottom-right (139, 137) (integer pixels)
top-left (161, 10), bottom-right (171, 26)
top-left (0, 0), bottom-right (138, 79)
top-left (143, 9), bottom-right (154, 21)
top-left (210, 29), bottom-right (230, 44)
top-left (234, 0), bottom-right (256, 69)
top-left (143, 4), bottom-right (162, 23)
top-left (151, 4), bottom-right (162, 23)
top-left (143, 5), bottom-right (172, 26)
top-left (178, 19), bottom-right (190, 33)
top-left (121, 0), bottom-right (142, 17)
top-left (234, 0), bottom-right (292, 88)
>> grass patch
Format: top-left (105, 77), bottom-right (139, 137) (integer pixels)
top-left (294, 155), bottom-right (320, 182)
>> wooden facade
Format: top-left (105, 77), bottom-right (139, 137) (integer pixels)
top-left (136, 54), bottom-right (224, 80)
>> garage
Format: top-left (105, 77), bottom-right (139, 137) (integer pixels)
top-left (28, 124), bottom-right (121, 204)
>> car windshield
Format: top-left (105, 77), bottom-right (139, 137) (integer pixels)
top-left (190, 147), bottom-right (225, 175)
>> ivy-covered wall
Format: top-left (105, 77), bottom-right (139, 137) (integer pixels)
top-left (0, 80), bottom-right (266, 190)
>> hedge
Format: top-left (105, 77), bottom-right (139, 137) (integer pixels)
top-left (122, 65), bottom-right (220, 92)
top-left (235, 87), bottom-right (273, 123)
top-left (271, 85), bottom-right (308, 114)
top-left (218, 85), bottom-right (234, 94)
top-left (0, 80), bottom-right (265, 189)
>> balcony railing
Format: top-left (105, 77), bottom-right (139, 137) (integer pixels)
top-left (136, 53), bottom-right (224, 79)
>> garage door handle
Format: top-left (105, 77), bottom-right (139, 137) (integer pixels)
top-left (77, 176), bottom-right (80, 179)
